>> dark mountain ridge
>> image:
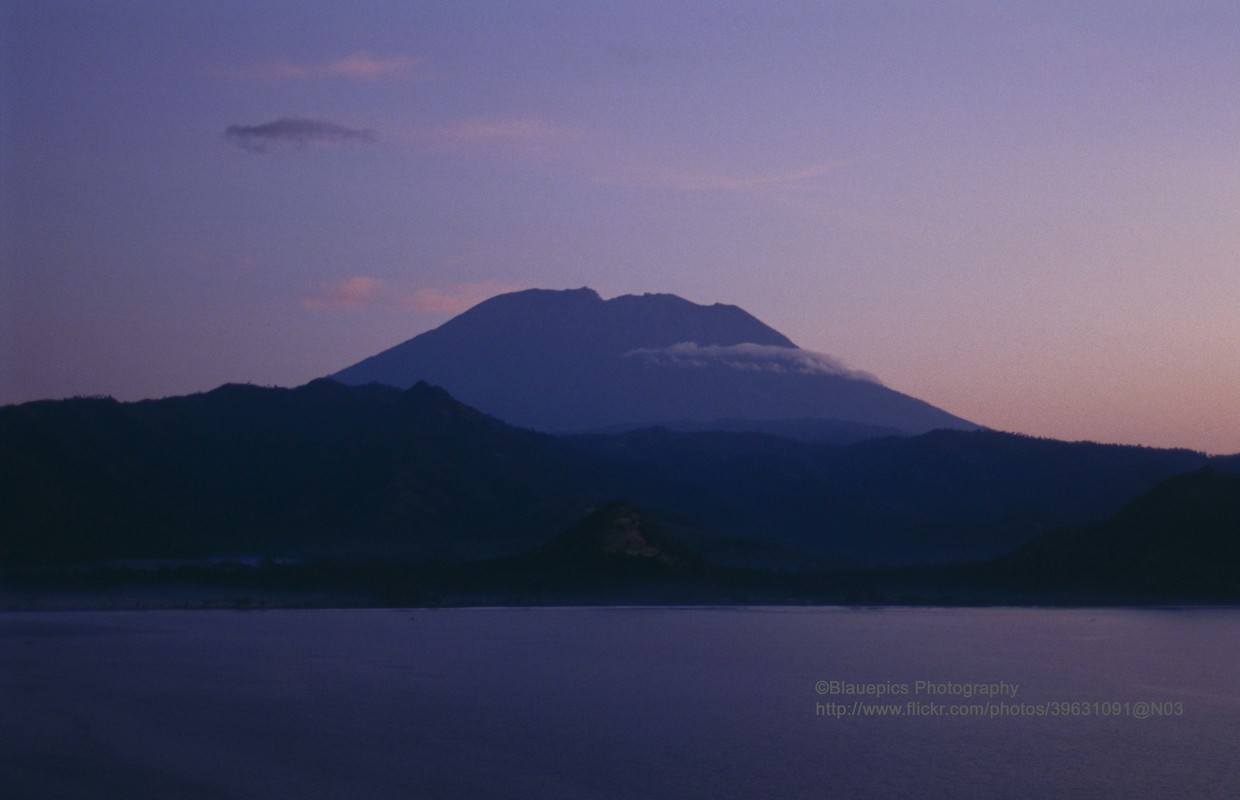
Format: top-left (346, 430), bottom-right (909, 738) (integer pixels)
top-left (3, 380), bottom-right (1231, 571)
top-left (988, 468), bottom-right (1240, 598)
top-left (0, 380), bottom-right (626, 564)
top-left (565, 425), bottom-right (1218, 564)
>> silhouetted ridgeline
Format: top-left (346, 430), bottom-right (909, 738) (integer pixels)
top-left (988, 468), bottom-right (1240, 599)
top-left (3, 380), bottom-right (1238, 604)
top-left (563, 426), bottom-right (1218, 564)
top-left (0, 380), bottom-right (626, 564)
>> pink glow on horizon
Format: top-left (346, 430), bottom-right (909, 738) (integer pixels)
top-left (300, 279), bottom-right (519, 315)
top-left (597, 160), bottom-right (850, 193)
top-left (299, 277), bottom-right (383, 310)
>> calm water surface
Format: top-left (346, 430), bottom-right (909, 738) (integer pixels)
top-left (2, 607), bottom-right (1238, 799)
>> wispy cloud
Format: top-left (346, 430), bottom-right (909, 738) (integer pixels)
top-left (625, 342), bottom-right (881, 384)
top-left (224, 118), bottom-right (377, 153)
top-left (231, 52), bottom-right (428, 82)
top-left (403, 282), bottom-right (521, 314)
top-left (300, 276), bottom-right (384, 310)
top-left (385, 115), bottom-right (840, 203)
top-left (432, 119), bottom-right (585, 147)
top-left (300, 278), bottom-right (519, 314)
top-left (598, 161), bottom-right (849, 192)
top-left (389, 117), bottom-right (586, 158)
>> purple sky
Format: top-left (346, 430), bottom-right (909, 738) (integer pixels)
top-left (2, 1), bottom-right (1238, 453)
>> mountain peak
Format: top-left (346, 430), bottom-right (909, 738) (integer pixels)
top-left (479, 286), bottom-right (602, 306)
top-left (438, 286), bottom-right (795, 349)
top-left (331, 286), bottom-right (977, 436)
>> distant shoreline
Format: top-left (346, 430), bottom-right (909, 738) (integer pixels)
top-left (5, 585), bottom-right (1236, 613)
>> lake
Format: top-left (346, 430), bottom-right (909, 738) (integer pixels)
top-left (2, 607), bottom-right (1238, 799)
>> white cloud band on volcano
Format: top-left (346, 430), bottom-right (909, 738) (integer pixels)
top-left (624, 342), bottom-right (881, 384)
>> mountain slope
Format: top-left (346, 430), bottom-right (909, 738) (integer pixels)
top-left (4, 381), bottom-right (1227, 570)
top-left (331, 287), bottom-right (976, 436)
top-left (992, 468), bottom-right (1240, 597)
top-left (0, 380), bottom-right (631, 564)
top-left (529, 499), bottom-right (706, 572)
top-left (565, 427), bottom-right (1215, 564)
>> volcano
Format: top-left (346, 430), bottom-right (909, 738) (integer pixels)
top-left (331, 287), bottom-right (978, 439)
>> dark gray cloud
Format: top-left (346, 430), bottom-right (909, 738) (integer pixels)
top-left (224, 118), bottom-right (377, 153)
